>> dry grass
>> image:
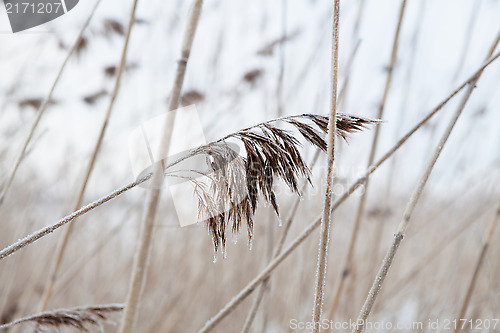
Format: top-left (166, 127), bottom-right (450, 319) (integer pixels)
top-left (1, 1), bottom-right (500, 333)
top-left (190, 114), bottom-right (375, 253)
top-left (0, 304), bottom-right (123, 332)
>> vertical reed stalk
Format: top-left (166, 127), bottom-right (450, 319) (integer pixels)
top-left (118, 1), bottom-right (204, 332)
top-left (329, 0), bottom-right (407, 319)
top-left (0, 0), bottom-right (103, 207)
top-left (351, 32), bottom-right (500, 333)
top-left (324, 10), bottom-right (363, 327)
top-left (0, 174), bottom-right (150, 260)
top-left (311, 0), bottom-right (339, 330)
top-left (38, 0), bottom-right (140, 312)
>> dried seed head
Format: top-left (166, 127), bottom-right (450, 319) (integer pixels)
top-left (0, 304), bottom-right (123, 332)
top-left (165, 113), bottom-right (378, 254)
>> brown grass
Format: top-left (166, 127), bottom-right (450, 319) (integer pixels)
top-left (190, 114), bottom-right (376, 253)
top-left (1, 2), bottom-right (500, 333)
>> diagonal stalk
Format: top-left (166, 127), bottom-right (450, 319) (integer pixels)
top-left (378, 202), bottom-right (491, 309)
top-left (0, 175), bottom-right (151, 261)
top-left (351, 31), bottom-right (500, 333)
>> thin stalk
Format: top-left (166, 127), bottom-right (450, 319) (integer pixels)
top-left (118, 1), bottom-right (204, 332)
top-left (324, 19), bottom-right (363, 329)
top-left (324, 38), bottom-right (361, 318)
top-left (0, 0), bottom-right (103, 207)
top-left (38, 0), bottom-right (140, 312)
top-left (1, 51), bottom-right (497, 267)
top-left (372, 183), bottom-right (494, 315)
top-left (352, 33), bottom-right (500, 333)
top-left (331, 0), bottom-right (407, 318)
top-left (311, 0), bottom-right (340, 329)
top-left (0, 174), bottom-right (151, 261)
top-left (453, 197), bottom-right (500, 333)
top-left (197, 49), bottom-right (500, 333)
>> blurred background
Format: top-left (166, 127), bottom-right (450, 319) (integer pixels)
top-left (1, 0), bottom-right (500, 332)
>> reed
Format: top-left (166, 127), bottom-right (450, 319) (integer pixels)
top-left (1, 4), bottom-right (500, 333)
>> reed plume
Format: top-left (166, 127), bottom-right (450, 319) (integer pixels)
top-left (174, 114), bottom-right (377, 254)
top-left (0, 304), bottom-right (123, 332)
